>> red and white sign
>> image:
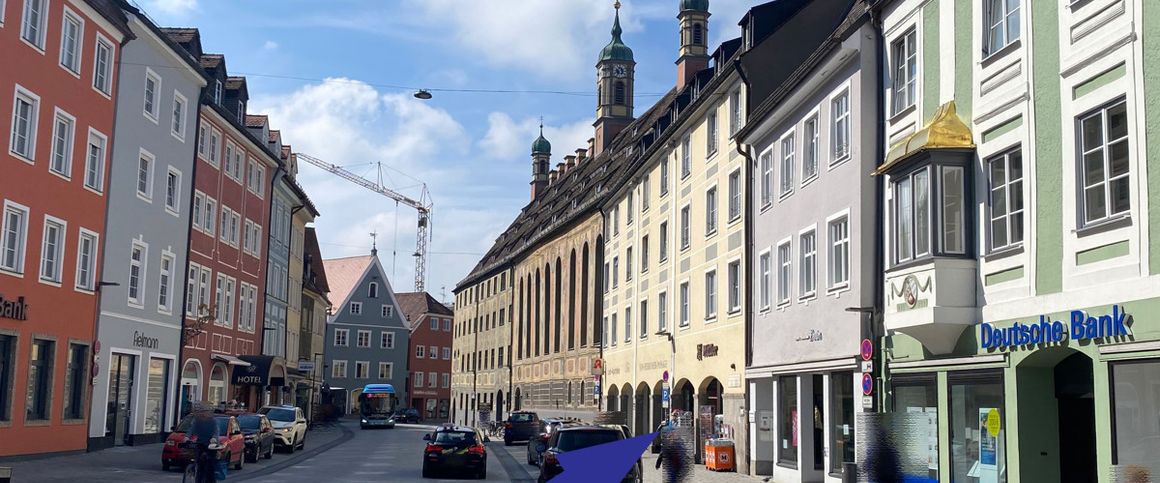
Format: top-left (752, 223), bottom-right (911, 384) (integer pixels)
top-left (591, 358), bottom-right (604, 376)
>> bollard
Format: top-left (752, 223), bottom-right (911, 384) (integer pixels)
top-left (842, 462), bottom-right (857, 483)
top-left (0, 466), bottom-right (11, 483)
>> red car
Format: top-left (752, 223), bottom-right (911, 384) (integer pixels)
top-left (162, 414), bottom-right (246, 472)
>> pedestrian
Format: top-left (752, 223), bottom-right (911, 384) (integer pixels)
top-left (655, 423), bottom-right (689, 483)
top-left (864, 425), bottom-right (902, 483)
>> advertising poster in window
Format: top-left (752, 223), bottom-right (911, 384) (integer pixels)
top-left (975, 408), bottom-right (1000, 483)
top-left (906, 406), bottom-right (938, 471)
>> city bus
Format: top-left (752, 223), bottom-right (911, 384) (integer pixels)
top-left (358, 384), bottom-right (397, 429)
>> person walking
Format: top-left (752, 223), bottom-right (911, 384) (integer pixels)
top-left (189, 404), bottom-right (223, 483)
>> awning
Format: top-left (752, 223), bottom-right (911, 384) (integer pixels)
top-left (232, 355), bottom-right (286, 387)
top-left (212, 354), bottom-right (252, 366)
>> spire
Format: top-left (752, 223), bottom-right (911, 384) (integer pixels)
top-left (531, 117), bottom-right (552, 155)
top-left (599, 1), bottom-right (634, 62)
top-left (370, 231), bottom-right (378, 256)
top-left (612, 1), bottom-right (623, 38)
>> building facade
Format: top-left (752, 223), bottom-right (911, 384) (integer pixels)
top-left (285, 167), bottom-right (318, 413)
top-left (738, 1), bottom-right (873, 479)
top-left (450, 267), bottom-right (515, 427)
top-left (88, 3), bottom-right (205, 450)
top-left (0, 0), bottom-right (130, 457)
top-left (322, 254), bottom-right (409, 413)
top-left (874, 0), bottom-right (1160, 481)
top-left (299, 227), bottom-right (329, 419)
top-left (397, 292), bottom-right (453, 421)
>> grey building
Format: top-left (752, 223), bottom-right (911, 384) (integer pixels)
top-left (738, 2), bottom-right (876, 481)
top-left (255, 126), bottom-right (294, 406)
top-left (89, 3), bottom-right (208, 449)
top-left (322, 253), bottom-right (410, 413)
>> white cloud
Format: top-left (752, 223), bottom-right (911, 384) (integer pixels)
top-left (262, 40), bottom-right (279, 51)
top-left (480, 113), bottom-right (593, 162)
top-left (140, 0), bottom-right (197, 17)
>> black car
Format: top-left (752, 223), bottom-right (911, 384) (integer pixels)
top-left (527, 418), bottom-right (579, 466)
top-left (503, 411), bottom-right (540, 445)
top-left (538, 425), bottom-right (642, 483)
top-left (235, 413), bottom-right (275, 462)
top-left (422, 425), bottom-right (487, 479)
top-left (393, 407), bottom-right (421, 423)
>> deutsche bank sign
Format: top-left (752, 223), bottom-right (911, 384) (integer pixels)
top-left (980, 305), bottom-right (1131, 350)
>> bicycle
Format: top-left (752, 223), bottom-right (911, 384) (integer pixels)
top-left (486, 420), bottom-right (505, 439)
top-left (181, 441), bottom-right (224, 483)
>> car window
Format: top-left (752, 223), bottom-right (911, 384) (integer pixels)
top-left (237, 415), bottom-right (262, 430)
top-left (261, 408), bottom-right (296, 422)
top-left (175, 415), bottom-right (195, 433)
top-left (556, 430), bottom-right (621, 451)
top-left (510, 413), bottom-right (536, 422)
top-left (214, 418), bottom-right (230, 434)
top-left (434, 431), bottom-right (477, 445)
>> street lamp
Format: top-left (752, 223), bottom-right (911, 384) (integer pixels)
top-left (414, 89), bottom-right (433, 100)
top-left (656, 330), bottom-right (676, 411)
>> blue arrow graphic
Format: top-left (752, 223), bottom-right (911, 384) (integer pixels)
top-left (551, 432), bottom-right (657, 482)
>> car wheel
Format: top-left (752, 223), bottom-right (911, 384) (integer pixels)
top-left (246, 450), bottom-right (257, 463)
top-left (476, 467), bottom-right (486, 479)
top-left (298, 435), bottom-right (306, 450)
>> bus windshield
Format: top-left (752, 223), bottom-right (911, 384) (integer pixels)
top-left (360, 393), bottom-right (394, 417)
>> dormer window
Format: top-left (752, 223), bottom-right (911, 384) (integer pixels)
top-left (213, 80), bottom-right (223, 104)
top-left (237, 101), bottom-right (245, 123)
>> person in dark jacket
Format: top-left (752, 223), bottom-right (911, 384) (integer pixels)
top-left (189, 404), bottom-right (222, 482)
top-left (654, 426), bottom-right (688, 483)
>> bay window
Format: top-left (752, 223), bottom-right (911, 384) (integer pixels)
top-left (891, 157), bottom-right (970, 265)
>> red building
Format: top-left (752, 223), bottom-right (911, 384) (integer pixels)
top-left (162, 29), bottom-right (283, 412)
top-left (0, 0), bottom-right (132, 456)
top-left (397, 292), bottom-right (453, 421)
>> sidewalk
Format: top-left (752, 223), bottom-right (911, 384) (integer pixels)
top-left (641, 452), bottom-right (763, 483)
top-left (2, 422), bottom-right (349, 483)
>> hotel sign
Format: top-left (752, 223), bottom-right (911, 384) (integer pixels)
top-left (0, 294), bottom-right (28, 320)
top-left (980, 305), bottom-right (1131, 350)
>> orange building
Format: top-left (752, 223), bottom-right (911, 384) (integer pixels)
top-left (0, 0), bottom-right (132, 457)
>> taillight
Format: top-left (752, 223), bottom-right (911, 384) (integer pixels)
top-left (467, 445), bottom-right (486, 455)
top-left (426, 445), bottom-right (444, 453)
top-left (504, 422), bottom-right (512, 429)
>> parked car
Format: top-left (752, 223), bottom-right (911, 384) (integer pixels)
top-left (527, 418), bottom-right (580, 466)
top-left (503, 411), bottom-right (540, 445)
top-left (258, 405), bottom-right (307, 452)
top-left (235, 413), bottom-right (275, 462)
top-left (422, 425), bottom-right (487, 479)
top-left (392, 407), bottom-right (421, 423)
top-left (538, 425), bottom-right (642, 483)
top-left (161, 414), bottom-right (246, 472)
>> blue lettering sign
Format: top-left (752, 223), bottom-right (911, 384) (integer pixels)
top-left (981, 305), bottom-right (1131, 351)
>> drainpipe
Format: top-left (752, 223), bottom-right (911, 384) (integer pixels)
top-left (734, 62), bottom-right (757, 477)
top-left (869, 5), bottom-right (888, 414)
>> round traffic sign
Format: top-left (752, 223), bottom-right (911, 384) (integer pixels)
top-left (860, 339), bottom-right (873, 361)
top-left (662, 370), bottom-right (669, 382)
top-left (861, 373), bottom-right (874, 396)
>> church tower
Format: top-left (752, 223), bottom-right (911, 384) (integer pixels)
top-left (593, 1), bottom-right (635, 157)
top-left (530, 122), bottom-right (551, 201)
top-left (676, 0), bottom-right (710, 88)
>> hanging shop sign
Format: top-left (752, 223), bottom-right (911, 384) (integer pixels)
top-left (0, 293), bottom-right (28, 320)
top-left (980, 305), bottom-right (1132, 350)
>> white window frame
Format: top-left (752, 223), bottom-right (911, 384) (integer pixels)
top-left (207, 129), bottom-right (220, 168)
top-left (49, 107), bottom-right (75, 178)
top-left (1077, 99), bottom-right (1130, 227)
top-left (706, 109), bottom-right (719, 157)
top-left (58, 7), bottom-right (83, 75)
top-left (727, 259), bottom-right (741, 313)
top-left (777, 239), bottom-right (792, 305)
top-left (1, 200), bottom-right (30, 275)
top-left (172, 91), bottom-right (187, 141)
top-left (223, 141), bottom-right (238, 181)
top-left (381, 304), bottom-right (393, 318)
top-left (158, 251), bottom-right (175, 314)
top-left (679, 281), bottom-right (690, 327)
top-left (332, 360), bottom-right (347, 379)
top-left (704, 269), bottom-right (717, 320)
top-left (143, 68), bottom-right (162, 122)
top-left (442, 373), bottom-right (450, 388)
top-left (380, 331), bottom-right (395, 349)
top-left (641, 235), bottom-right (649, 273)
top-left (165, 167), bottom-right (182, 215)
top-left (659, 221), bottom-right (668, 262)
top-left (128, 241), bottom-right (148, 307)
top-left (728, 169), bottom-right (741, 222)
top-left (356, 330), bottom-right (371, 348)
top-left (136, 148), bottom-right (155, 201)
top-left (802, 113), bottom-right (819, 182)
top-left (92, 34), bottom-right (114, 96)
top-left (84, 128), bottom-right (107, 193)
top-left (831, 90), bottom-right (850, 163)
top-left (705, 186), bottom-right (718, 235)
top-left (891, 28), bottom-right (917, 116)
top-left (987, 147), bottom-right (1024, 251)
top-left (191, 192), bottom-right (205, 232)
top-left (729, 90), bottom-right (742, 137)
top-left (799, 228), bottom-right (817, 300)
top-left (378, 362), bottom-right (392, 379)
top-left (9, 85), bottom-right (40, 163)
top-left (779, 132), bottom-right (795, 198)
top-left (758, 249), bottom-right (772, 310)
top-left (75, 228), bottom-right (98, 291)
top-left (334, 328), bottom-right (349, 347)
top-left (442, 347), bottom-right (450, 360)
top-left (38, 214), bottom-right (66, 285)
top-left (355, 361), bottom-right (369, 379)
top-left (681, 135), bottom-right (692, 178)
top-left (759, 148), bottom-right (773, 208)
top-left (983, 0), bottom-right (1020, 57)
top-left (680, 205), bottom-right (691, 250)
top-left (248, 159), bottom-right (265, 197)
top-left (827, 213), bottom-right (850, 291)
top-left (660, 158), bottom-right (670, 196)
top-left (414, 371), bottom-right (424, 387)
top-left (350, 302), bottom-right (362, 315)
top-left (20, 0), bottom-right (48, 50)
top-left (658, 291), bottom-right (668, 332)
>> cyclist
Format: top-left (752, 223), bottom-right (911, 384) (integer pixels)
top-left (187, 404), bottom-right (223, 483)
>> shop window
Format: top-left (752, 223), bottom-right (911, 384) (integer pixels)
top-left (778, 376), bottom-right (798, 468)
top-left (892, 375), bottom-right (939, 482)
top-left (830, 372), bottom-right (855, 475)
top-left (63, 344), bottom-right (87, 420)
top-left (0, 335), bottom-right (13, 421)
top-left (144, 358), bottom-right (170, 433)
top-left (949, 371), bottom-right (1006, 483)
top-left (26, 340), bottom-right (54, 420)
top-left (1113, 360), bottom-right (1160, 471)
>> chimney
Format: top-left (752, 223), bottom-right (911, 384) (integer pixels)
top-left (565, 155), bottom-right (577, 170)
top-left (548, 169), bottom-right (559, 184)
top-left (556, 162), bottom-right (567, 177)
top-left (587, 138), bottom-right (596, 156)
top-left (575, 148), bottom-right (588, 163)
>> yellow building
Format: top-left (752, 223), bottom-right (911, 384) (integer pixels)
top-left (450, 266), bottom-right (515, 426)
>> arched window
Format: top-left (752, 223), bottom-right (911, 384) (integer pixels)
top-left (209, 363), bottom-right (227, 405)
top-left (614, 81), bottom-right (626, 105)
top-left (368, 282), bottom-right (378, 298)
top-left (554, 258), bottom-right (562, 353)
top-left (534, 269), bottom-right (541, 357)
top-left (517, 277), bottom-right (524, 360)
top-left (692, 23), bottom-right (704, 45)
top-left (581, 243), bottom-right (590, 347)
top-left (544, 263), bottom-right (552, 355)
top-left (568, 250), bottom-right (577, 350)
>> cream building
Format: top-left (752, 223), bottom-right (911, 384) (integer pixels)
top-left (450, 267), bottom-right (515, 426)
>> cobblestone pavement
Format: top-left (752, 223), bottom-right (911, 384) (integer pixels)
top-left (641, 452), bottom-right (764, 483)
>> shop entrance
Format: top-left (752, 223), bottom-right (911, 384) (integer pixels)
top-left (106, 353), bottom-right (136, 446)
top-left (1016, 348), bottom-right (1097, 483)
top-left (1055, 352), bottom-right (1096, 483)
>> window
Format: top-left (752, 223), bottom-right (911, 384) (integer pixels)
top-left (610, 314), bottom-right (617, 346)
top-left (223, 142), bottom-right (236, 180)
top-left (803, 116), bottom-right (819, 181)
top-left (612, 256), bottom-right (619, 288)
top-left (442, 373), bottom-right (450, 388)
top-left (165, 169), bottom-right (181, 213)
top-left (637, 300), bottom-right (648, 338)
top-left (729, 90), bottom-right (742, 136)
top-left (137, 151), bottom-right (154, 199)
top-left (613, 207), bottom-right (619, 236)
top-left (641, 235), bottom-right (649, 273)
top-left (203, 198), bottom-right (216, 236)
top-left (828, 217), bottom-right (850, 288)
top-left (727, 260), bottom-right (740, 313)
top-left (707, 187), bottom-right (722, 236)
top-left (356, 330), bottom-right (370, 348)
top-left (660, 159), bottom-right (670, 196)
top-left (891, 29), bottom-right (917, 115)
top-left (10, 88), bottom-right (38, 161)
top-left (949, 372), bottom-right (1006, 482)
top-left (659, 222), bottom-right (668, 261)
top-left (443, 318), bottom-right (451, 331)
top-left (39, 217), bottom-right (65, 283)
top-left (26, 340), bottom-right (53, 420)
top-left (84, 130), bottom-right (107, 192)
top-left (430, 318), bottom-right (439, 331)
top-left (891, 376), bottom-right (939, 481)
top-left (158, 254), bottom-right (173, 312)
top-left (381, 304), bottom-right (393, 318)
top-left (208, 130), bottom-right (220, 167)
top-left (893, 168), bottom-right (930, 262)
top-left (705, 270), bottom-right (717, 319)
top-left (642, 175), bottom-right (650, 211)
top-left (197, 125), bottom-right (207, 158)
top-left (2, 202), bottom-right (29, 274)
top-left (416, 345), bottom-right (426, 359)
top-left (800, 231), bottom-right (816, 298)
top-left (692, 23), bottom-right (703, 45)
top-left (1078, 99), bottom-right (1130, 226)
top-left (63, 344), bottom-right (87, 420)
top-left (414, 371), bottom-right (424, 387)
top-left (680, 206), bottom-right (691, 249)
top-left (777, 242), bottom-right (792, 304)
top-left (679, 282), bottom-right (690, 327)
top-left (442, 347), bottom-right (451, 360)
top-left (613, 81), bottom-right (626, 105)
top-left (75, 229), bottom-right (97, 290)
top-left (334, 329), bottom-right (349, 347)
top-left (681, 136), bottom-right (691, 177)
top-left (143, 70), bottom-right (161, 120)
top-left (831, 91), bottom-right (850, 161)
top-left (728, 170), bottom-right (741, 221)
top-left (625, 247), bottom-right (633, 281)
top-left (759, 251), bottom-right (771, 310)
top-left (50, 110), bottom-right (75, 176)
top-left (248, 162), bottom-right (265, 196)
top-left (213, 80), bottom-right (222, 104)
top-left (427, 371), bottom-right (438, 388)
top-left (172, 92), bottom-right (187, 139)
top-left (93, 37), bottom-right (113, 94)
top-left (377, 362), bottom-right (393, 379)
top-left (21, 0), bottom-right (47, 48)
top-left (368, 282), bottom-right (379, 298)
top-left (760, 150), bottom-right (773, 207)
top-left (830, 372), bottom-right (855, 473)
top-left (350, 302), bottom-right (362, 315)
top-left (380, 331), bottom-right (395, 349)
top-left (59, 11), bottom-right (82, 73)
top-left (1113, 361), bottom-right (1160, 471)
top-left (627, 192), bottom-right (634, 225)
top-left (331, 360), bottom-right (347, 379)
top-left (984, 0), bottom-right (1020, 56)
top-left (192, 193), bottom-right (204, 231)
top-left (706, 110), bottom-right (719, 155)
top-left (658, 292), bottom-right (668, 332)
top-left (128, 243), bottom-right (146, 305)
top-left (778, 376), bottom-right (798, 466)
top-left (942, 166), bottom-right (966, 254)
top-left (780, 134), bottom-right (795, 197)
top-left (624, 307), bottom-right (632, 342)
top-left (0, 335), bottom-right (13, 422)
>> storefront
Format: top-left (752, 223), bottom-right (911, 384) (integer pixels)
top-left (883, 300), bottom-right (1160, 482)
top-left (88, 318), bottom-right (180, 449)
top-left (232, 355), bottom-right (288, 409)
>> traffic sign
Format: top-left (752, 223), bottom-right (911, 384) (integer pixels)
top-left (860, 339), bottom-right (873, 361)
top-left (662, 370), bottom-right (669, 382)
top-left (861, 373), bottom-right (874, 396)
top-left (591, 358), bottom-right (605, 376)
top-left (661, 385), bottom-right (671, 409)
top-left (594, 381), bottom-right (601, 397)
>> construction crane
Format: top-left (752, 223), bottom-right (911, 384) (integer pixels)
top-left (294, 152), bottom-right (433, 292)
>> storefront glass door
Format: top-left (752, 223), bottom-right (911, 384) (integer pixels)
top-left (1112, 359), bottom-right (1160, 477)
top-left (949, 371), bottom-right (1005, 483)
top-left (830, 372), bottom-right (854, 475)
top-left (892, 375), bottom-right (938, 482)
top-left (106, 353), bottom-right (136, 445)
top-left (144, 359), bottom-right (169, 434)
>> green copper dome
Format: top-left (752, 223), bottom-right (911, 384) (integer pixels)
top-left (531, 125), bottom-right (551, 155)
top-left (599, 7), bottom-right (634, 62)
top-left (680, 0), bottom-right (709, 11)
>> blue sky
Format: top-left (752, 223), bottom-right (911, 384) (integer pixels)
top-left (137, 0), bottom-right (753, 302)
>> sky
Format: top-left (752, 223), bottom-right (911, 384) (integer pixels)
top-left (136, 0), bottom-right (755, 303)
